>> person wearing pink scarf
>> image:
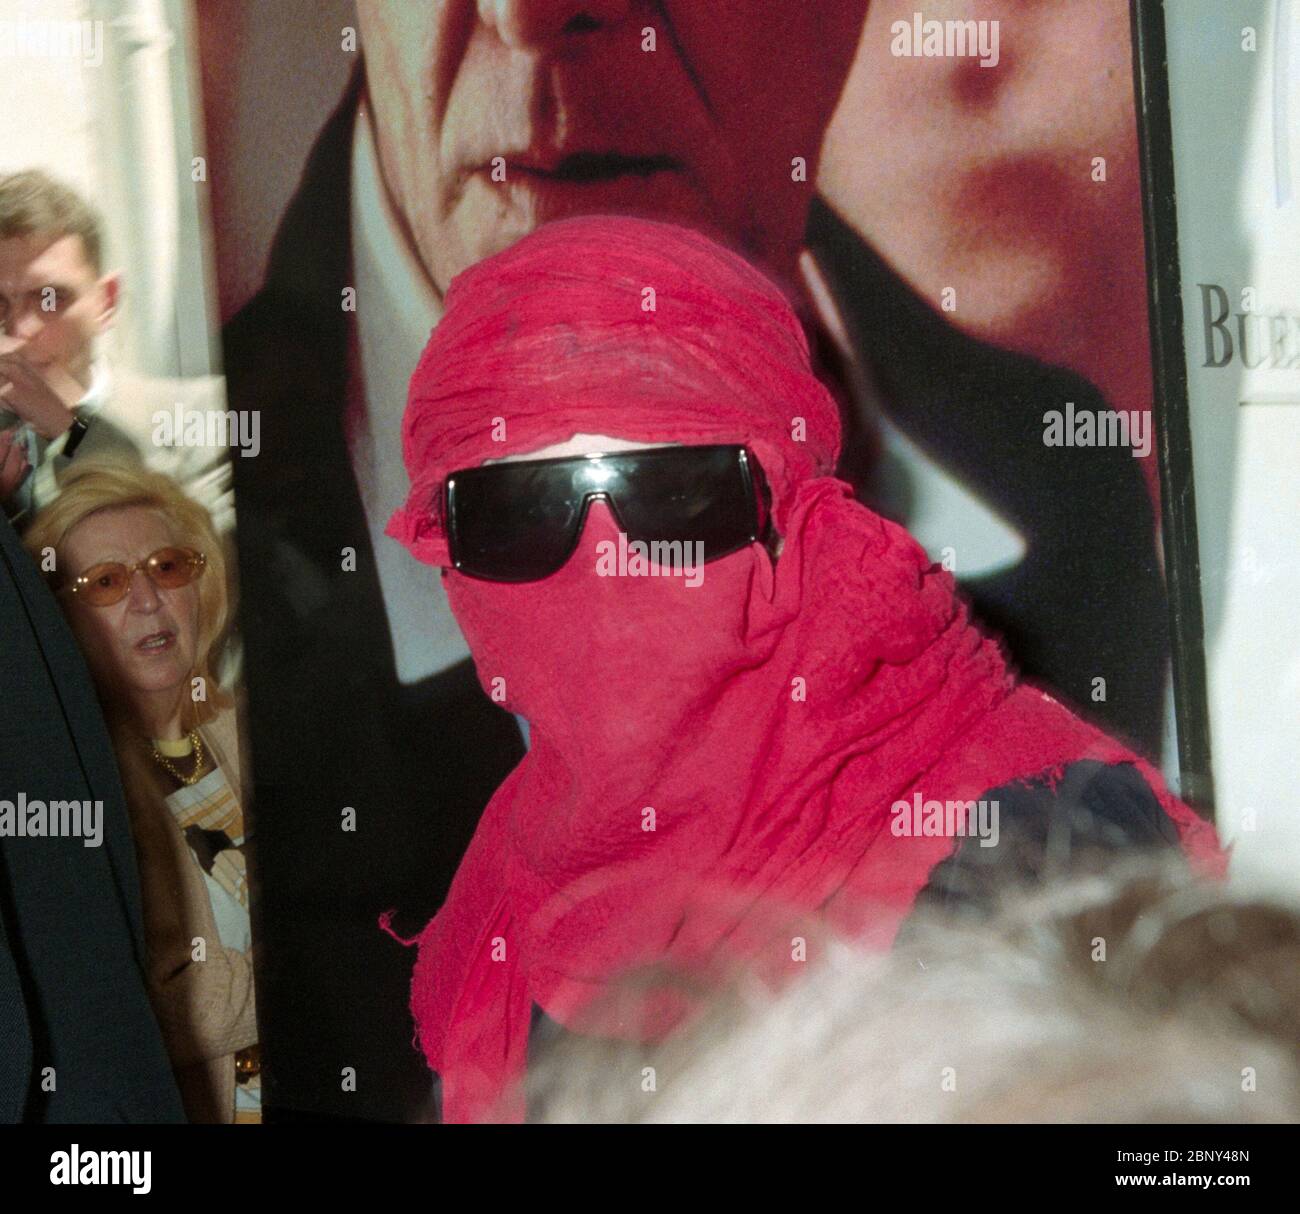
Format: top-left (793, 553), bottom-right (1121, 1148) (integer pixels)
top-left (387, 215), bottom-right (1224, 1123)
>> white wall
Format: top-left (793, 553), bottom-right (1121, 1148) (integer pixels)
top-left (0, 0), bottom-right (218, 377)
top-left (1166, 0), bottom-right (1300, 894)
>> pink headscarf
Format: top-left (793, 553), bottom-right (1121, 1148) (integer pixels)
top-left (388, 216), bottom-right (837, 562)
top-left (387, 215), bottom-right (1224, 1123)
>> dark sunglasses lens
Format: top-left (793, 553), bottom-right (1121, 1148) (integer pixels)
top-left (612, 447), bottom-right (761, 560)
top-left (147, 547), bottom-right (201, 588)
top-left (450, 464), bottom-right (584, 581)
top-left (77, 563), bottom-right (131, 606)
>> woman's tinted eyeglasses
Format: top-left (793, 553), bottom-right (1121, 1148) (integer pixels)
top-left (62, 546), bottom-right (207, 607)
top-left (444, 444), bottom-right (771, 583)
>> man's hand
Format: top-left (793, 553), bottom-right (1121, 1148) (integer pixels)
top-left (0, 349), bottom-right (82, 441)
top-left (0, 427), bottom-right (30, 502)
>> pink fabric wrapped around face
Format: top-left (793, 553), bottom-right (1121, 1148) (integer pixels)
top-left (385, 215), bottom-right (1225, 1124)
top-left (386, 215), bottom-right (840, 565)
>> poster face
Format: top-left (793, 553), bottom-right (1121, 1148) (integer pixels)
top-left (197, 1), bottom-right (1176, 1121)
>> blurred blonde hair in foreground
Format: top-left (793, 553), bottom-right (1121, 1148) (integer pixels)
top-left (529, 858), bottom-right (1300, 1123)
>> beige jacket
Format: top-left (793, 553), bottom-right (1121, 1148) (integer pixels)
top-left (123, 706), bottom-right (257, 1123)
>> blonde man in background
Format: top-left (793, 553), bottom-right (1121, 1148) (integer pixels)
top-left (0, 170), bottom-right (233, 533)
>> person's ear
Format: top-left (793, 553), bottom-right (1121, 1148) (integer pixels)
top-left (94, 272), bottom-right (121, 333)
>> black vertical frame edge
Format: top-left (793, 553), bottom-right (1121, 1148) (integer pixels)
top-left (1130, 0), bottom-right (1216, 817)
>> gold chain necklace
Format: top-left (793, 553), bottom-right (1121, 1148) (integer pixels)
top-left (146, 730), bottom-right (207, 787)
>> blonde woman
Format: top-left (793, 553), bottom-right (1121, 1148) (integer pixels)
top-left (24, 459), bottom-right (258, 1123)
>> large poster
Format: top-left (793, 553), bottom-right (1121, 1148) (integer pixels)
top-left (197, 1), bottom-right (1182, 1121)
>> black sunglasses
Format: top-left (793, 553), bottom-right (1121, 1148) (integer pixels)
top-left (443, 444), bottom-right (771, 583)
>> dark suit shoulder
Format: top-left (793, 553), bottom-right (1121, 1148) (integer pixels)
top-left (905, 758), bottom-right (1186, 927)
